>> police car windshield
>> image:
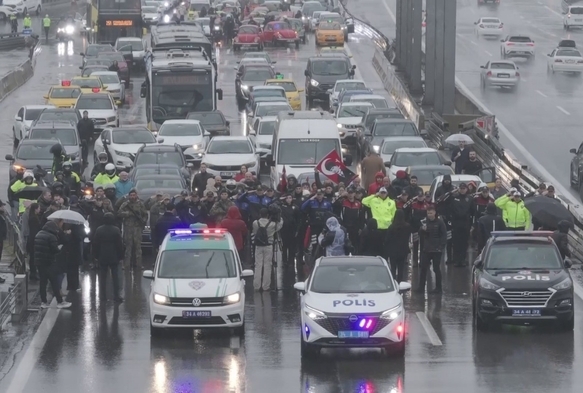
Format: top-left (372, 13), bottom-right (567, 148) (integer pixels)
top-left (158, 250), bottom-right (237, 278)
top-left (311, 264), bottom-right (395, 293)
top-left (485, 243), bottom-right (563, 269)
top-left (113, 130), bottom-right (156, 144)
top-left (29, 129), bottom-right (78, 146)
top-left (16, 144), bottom-right (53, 160)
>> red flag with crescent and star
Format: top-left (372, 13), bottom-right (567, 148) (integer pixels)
top-left (315, 149), bottom-right (357, 185)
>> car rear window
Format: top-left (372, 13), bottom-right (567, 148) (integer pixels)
top-left (557, 49), bottom-right (582, 57)
top-left (570, 6), bottom-right (583, 14)
top-left (508, 36), bottom-right (532, 42)
top-left (490, 63), bottom-right (516, 70)
top-left (482, 18), bottom-right (500, 23)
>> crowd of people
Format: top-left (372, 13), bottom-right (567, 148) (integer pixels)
top-left (3, 140), bottom-right (575, 305)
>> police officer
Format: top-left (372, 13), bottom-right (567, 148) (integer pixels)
top-left (77, 111), bottom-right (94, 164)
top-left (10, 13), bottom-right (18, 35)
top-left (61, 161), bottom-right (81, 196)
top-left (10, 171), bottom-right (38, 214)
top-left (91, 152), bottom-right (109, 180)
top-left (23, 13), bottom-right (32, 30)
top-left (50, 143), bottom-right (67, 174)
top-left (443, 183), bottom-right (474, 267)
top-left (118, 189), bottom-right (148, 270)
top-left (495, 189), bottom-right (531, 230)
top-left (43, 14), bottom-right (51, 42)
top-left (94, 163), bottom-right (119, 186)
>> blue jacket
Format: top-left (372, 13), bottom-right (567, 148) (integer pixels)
top-left (301, 197), bottom-right (333, 227)
top-left (115, 179), bottom-right (134, 199)
top-left (238, 192), bottom-right (263, 222)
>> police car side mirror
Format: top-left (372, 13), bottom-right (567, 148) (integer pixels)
top-left (304, 70), bottom-right (309, 77)
top-left (398, 282), bottom-right (411, 293)
top-left (564, 258), bottom-right (573, 269)
top-left (294, 282), bottom-right (306, 291)
top-left (474, 259), bottom-right (483, 269)
top-left (570, 148), bottom-right (577, 154)
top-left (241, 269), bottom-right (254, 277)
top-left (143, 270), bottom-right (154, 279)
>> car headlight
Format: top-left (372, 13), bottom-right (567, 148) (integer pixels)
top-left (65, 25), bottom-right (74, 34)
top-left (57, 28), bottom-right (64, 32)
top-left (479, 277), bottom-right (501, 291)
top-left (214, 25), bottom-right (220, 30)
top-left (302, 16), bottom-right (306, 20)
top-left (380, 305), bottom-right (402, 320)
top-left (552, 278), bottom-right (573, 290)
top-left (114, 150), bottom-right (132, 158)
top-left (305, 305), bottom-right (326, 320)
top-left (373, 145), bottom-right (380, 153)
top-left (107, 116), bottom-right (117, 122)
top-left (192, 143), bottom-right (203, 151)
top-left (337, 123), bottom-right (342, 129)
top-left (310, 79), bottom-right (319, 87)
top-left (223, 292), bottom-right (241, 304)
top-left (153, 293), bottom-right (170, 305)
top-left (241, 84), bottom-right (249, 90)
top-left (243, 161), bottom-right (257, 168)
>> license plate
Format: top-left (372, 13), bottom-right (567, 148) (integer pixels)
top-left (182, 310), bottom-right (212, 318)
top-left (498, 74), bottom-right (510, 78)
top-left (338, 330), bottom-right (369, 338)
top-left (566, 60), bottom-right (575, 64)
top-left (220, 172), bottom-right (236, 177)
top-left (512, 309), bottom-right (541, 317)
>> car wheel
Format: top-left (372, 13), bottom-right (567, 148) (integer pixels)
top-left (233, 322), bottom-right (245, 337)
top-left (387, 339), bottom-right (405, 358)
top-left (560, 315), bottom-right (575, 331)
top-left (474, 301), bottom-right (490, 332)
top-left (150, 324), bottom-right (164, 338)
top-left (300, 332), bottom-right (319, 358)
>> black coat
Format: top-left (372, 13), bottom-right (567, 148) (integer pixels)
top-left (33, 220), bottom-right (61, 268)
top-left (27, 213), bottom-right (43, 253)
top-left (93, 223), bottom-right (124, 265)
top-left (419, 217), bottom-right (447, 253)
top-left (477, 214), bottom-right (506, 250)
top-left (153, 212), bottom-right (183, 248)
top-left (360, 224), bottom-right (384, 257)
top-left (0, 213), bottom-right (6, 241)
top-left (386, 222), bottom-right (413, 259)
top-left (552, 231), bottom-right (571, 259)
top-left (193, 171), bottom-right (214, 196)
top-left (280, 202), bottom-right (300, 236)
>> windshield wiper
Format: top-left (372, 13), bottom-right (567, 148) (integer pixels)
top-left (204, 252), bottom-right (216, 278)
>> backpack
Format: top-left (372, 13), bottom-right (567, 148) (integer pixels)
top-left (254, 221), bottom-right (271, 246)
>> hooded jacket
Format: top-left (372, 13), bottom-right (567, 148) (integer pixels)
top-left (391, 170), bottom-right (409, 195)
top-left (220, 206), bottom-right (248, 251)
top-left (193, 170), bottom-right (215, 197)
top-left (361, 153), bottom-right (385, 190)
top-left (93, 213), bottom-right (124, 265)
top-left (361, 194), bottom-right (397, 229)
top-left (477, 204), bottom-right (506, 250)
top-left (367, 171), bottom-right (385, 195)
top-left (33, 220), bottom-right (61, 268)
top-left (319, 217), bottom-right (347, 257)
top-left (419, 216), bottom-right (447, 253)
top-left (153, 211), bottom-right (183, 249)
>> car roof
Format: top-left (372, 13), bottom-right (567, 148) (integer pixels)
top-left (163, 232), bottom-right (234, 251)
top-left (256, 100), bottom-right (289, 106)
top-left (408, 164), bottom-right (453, 171)
top-left (18, 139), bottom-right (56, 146)
top-left (381, 136), bottom-right (425, 143)
top-left (340, 102), bottom-right (374, 107)
top-left (318, 256), bottom-right (386, 266)
top-left (91, 71), bottom-right (119, 76)
top-left (210, 136), bottom-right (250, 142)
top-left (30, 121), bottom-right (76, 129)
top-left (24, 105), bottom-right (55, 109)
top-left (367, 108), bottom-right (402, 115)
top-left (77, 93), bottom-right (111, 99)
top-left (434, 174), bottom-right (482, 182)
top-left (253, 85), bottom-right (285, 90)
top-left (134, 174), bottom-right (184, 180)
top-left (265, 78), bottom-right (294, 83)
top-left (139, 144), bottom-right (181, 152)
top-left (116, 37), bottom-right (141, 41)
top-left (107, 126), bottom-right (150, 132)
top-left (375, 118), bottom-right (414, 124)
top-left (394, 147), bottom-right (437, 153)
top-left (162, 119), bottom-right (201, 125)
top-left (336, 79), bottom-right (365, 84)
top-left (489, 60), bottom-right (517, 66)
top-left (259, 116), bottom-right (277, 122)
top-left (351, 94), bottom-right (386, 100)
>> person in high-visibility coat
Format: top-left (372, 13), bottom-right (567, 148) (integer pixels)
top-left (10, 171), bottom-right (38, 214)
top-left (23, 14), bottom-right (32, 29)
top-left (9, 13), bottom-right (17, 34)
top-left (94, 163), bottom-right (119, 186)
top-left (494, 190), bottom-right (531, 230)
top-left (43, 15), bottom-right (51, 41)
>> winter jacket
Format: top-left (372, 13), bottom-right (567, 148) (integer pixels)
top-left (94, 173), bottom-right (119, 186)
top-left (27, 212), bottom-right (43, 253)
top-left (193, 171), bottom-right (214, 196)
top-left (552, 230), bottom-right (571, 259)
top-left (153, 212), bottom-right (183, 249)
top-left (419, 217), bottom-right (447, 253)
top-left (367, 171), bottom-right (385, 195)
top-left (361, 154), bottom-right (385, 189)
top-left (391, 171), bottom-right (409, 195)
top-left (118, 199), bottom-right (148, 228)
top-left (220, 206), bottom-right (248, 251)
top-left (359, 221), bottom-right (384, 257)
top-left (175, 199), bottom-right (207, 225)
top-left (301, 197), bottom-right (333, 228)
top-left (446, 192), bottom-right (474, 226)
top-left (149, 201), bottom-right (166, 229)
top-left (335, 197), bottom-right (364, 230)
top-left (495, 195), bottom-right (531, 228)
top-left (114, 179), bottom-right (134, 199)
top-left (477, 213), bottom-right (506, 250)
top-left (361, 195), bottom-right (397, 229)
top-left (451, 146), bottom-right (470, 174)
top-left (92, 214), bottom-right (124, 265)
top-left (77, 118), bottom-right (95, 141)
top-left (463, 159), bottom-right (483, 176)
top-left (33, 220), bottom-right (61, 268)
top-left (472, 194), bottom-right (495, 223)
top-left (385, 222), bottom-right (413, 259)
top-left (238, 192), bottom-right (264, 223)
top-left (318, 217), bottom-right (347, 256)
top-left (404, 184), bottom-right (423, 199)
top-left (280, 202), bottom-right (300, 236)
top-left (209, 199), bottom-right (234, 222)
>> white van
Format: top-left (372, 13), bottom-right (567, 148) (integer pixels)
top-left (1, 0), bottom-right (41, 16)
top-left (564, 5), bottom-right (583, 29)
top-left (267, 110), bottom-right (352, 187)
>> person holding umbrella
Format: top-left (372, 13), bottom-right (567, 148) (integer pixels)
top-left (446, 134), bottom-right (473, 174)
top-left (523, 194), bottom-right (573, 231)
top-left (495, 189), bottom-right (531, 230)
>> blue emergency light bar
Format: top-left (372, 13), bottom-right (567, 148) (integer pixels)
top-left (491, 231), bottom-right (554, 238)
top-left (168, 225), bottom-right (227, 237)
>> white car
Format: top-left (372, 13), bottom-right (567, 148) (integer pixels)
top-left (564, 5), bottom-right (583, 30)
top-left (335, 102), bottom-right (372, 146)
top-left (348, 94), bottom-right (391, 109)
top-left (327, 79), bottom-right (367, 106)
top-left (480, 60), bottom-right (520, 90)
top-left (94, 126), bottom-right (158, 170)
top-left (157, 119), bottom-right (208, 164)
top-left (295, 256), bottom-right (411, 358)
top-left (388, 147), bottom-right (447, 178)
top-left (13, 105), bottom-right (54, 144)
top-left (201, 136), bottom-right (260, 180)
top-left (91, 71), bottom-right (125, 103)
top-left (115, 37), bottom-right (146, 69)
top-left (474, 17), bottom-right (504, 38)
top-left (142, 5), bottom-right (160, 24)
top-left (379, 136), bottom-right (427, 165)
top-left (249, 115), bottom-right (276, 163)
top-left (311, 10), bottom-right (325, 29)
top-left (429, 174), bottom-right (488, 203)
top-left (500, 35), bottom-right (535, 59)
top-left (144, 226), bottom-right (253, 337)
top-left (74, 92), bottom-right (118, 131)
top-left (547, 47), bottom-right (583, 74)
top-left (0, 5), bottom-right (17, 20)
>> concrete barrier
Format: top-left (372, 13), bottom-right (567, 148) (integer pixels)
top-left (0, 59), bottom-right (34, 103)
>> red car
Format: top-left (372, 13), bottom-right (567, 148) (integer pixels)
top-left (234, 25), bottom-right (264, 51)
top-left (261, 21), bottom-right (300, 49)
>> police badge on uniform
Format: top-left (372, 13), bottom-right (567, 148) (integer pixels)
top-left (189, 281), bottom-right (205, 290)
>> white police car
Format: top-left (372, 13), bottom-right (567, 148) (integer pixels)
top-left (294, 256), bottom-right (411, 358)
top-left (143, 224), bottom-right (254, 337)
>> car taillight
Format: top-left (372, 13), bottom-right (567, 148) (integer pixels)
top-left (479, 24), bottom-right (484, 28)
top-left (527, 42), bottom-right (534, 46)
top-left (577, 60), bottom-right (583, 63)
top-left (515, 72), bottom-right (520, 77)
top-left (568, 13), bottom-right (571, 18)
top-left (486, 71), bottom-right (492, 77)
top-left (507, 42), bottom-right (514, 46)
top-left (499, 23), bottom-right (504, 28)
top-left (555, 59), bottom-right (563, 63)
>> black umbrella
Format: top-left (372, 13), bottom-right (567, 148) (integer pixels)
top-left (15, 186), bottom-right (49, 202)
top-left (524, 195), bottom-right (573, 230)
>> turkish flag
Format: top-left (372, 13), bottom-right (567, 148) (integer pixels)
top-left (315, 149), bottom-right (357, 185)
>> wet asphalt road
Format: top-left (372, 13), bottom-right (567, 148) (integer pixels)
top-left (1, 5), bottom-right (583, 393)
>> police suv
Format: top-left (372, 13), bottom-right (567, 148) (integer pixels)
top-left (143, 224), bottom-right (254, 337)
top-left (294, 256), bottom-right (411, 358)
top-left (472, 231), bottom-right (574, 332)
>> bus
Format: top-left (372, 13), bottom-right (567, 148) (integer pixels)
top-left (97, 0), bottom-right (143, 43)
top-left (141, 47), bottom-right (223, 130)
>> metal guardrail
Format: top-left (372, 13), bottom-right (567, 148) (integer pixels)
top-left (0, 34), bottom-right (26, 51)
top-left (344, 1), bottom-right (583, 262)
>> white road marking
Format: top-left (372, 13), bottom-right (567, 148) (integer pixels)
top-left (380, 0), bottom-right (397, 22)
top-left (484, 50), bottom-right (492, 57)
top-left (557, 105), bottom-right (570, 115)
top-left (5, 300), bottom-right (60, 392)
top-left (545, 5), bottom-right (563, 18)
top-left (226, 49), bottom-right (231, 54)
top-left (287, 59), bottom-right (292, 66)
top-left (536, 90), bottom-right (548, 97)
top-left (415, 312), bottom-right (443, 346)
top-left (470, 41), bottom-right (478, 46)
top-left (288, 72), bottom-right (293, 79)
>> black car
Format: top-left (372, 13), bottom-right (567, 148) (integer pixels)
top-left (186, 110), bottom-right (231, 138)
top-left (134, 144), bottom-right (190, 182)
top-left (472, 231), bottom-right (574, 332)
top-left (305, 56), bottom-right (356, 106)
top-left (129, 164), bottom-right (183, 183)
top-left (365, 118), bottom-right (421, 154)
top-left (569, 142), bottom-right (583, 187)
top-left (362, 108), bottom-right (405, 134)
top-left (236, 64), bottom-right (277, 101)
top-left (80, 44), bottom-right (115, 65)
top-left (26, 121), bottom-right (82, 173)
top-left (6, 139), bottom-right (56, 183)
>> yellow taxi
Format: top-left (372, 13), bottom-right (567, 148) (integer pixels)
top-left (43, 81), bottom-right (82, 108)
top-left (70, 76), bottom-right (108, 94)
top-left (264, 77), bottom-right (304, 110)
top-left (316, 21), bottom-right (345, 47)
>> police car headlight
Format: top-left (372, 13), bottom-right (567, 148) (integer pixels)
top-left (479, 277), bottom-right (501, 291)
top-left (373, 145), bottom-right (380, 153)
top-left (305, 304), bottom-right (326, 320)
top-left (223, 292), bottom-right (241, 304)
top-left (153, 293), bottom-right (170, 305)
top-left (552, 278), bottom-right (573, 290)
top-left (380, 305), bottom-right (402, 320)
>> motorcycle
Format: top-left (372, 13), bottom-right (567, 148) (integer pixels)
top-left (56, 23), bottom-right (75, 42)
top-left (212, 24), bottom-right (223, 44)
